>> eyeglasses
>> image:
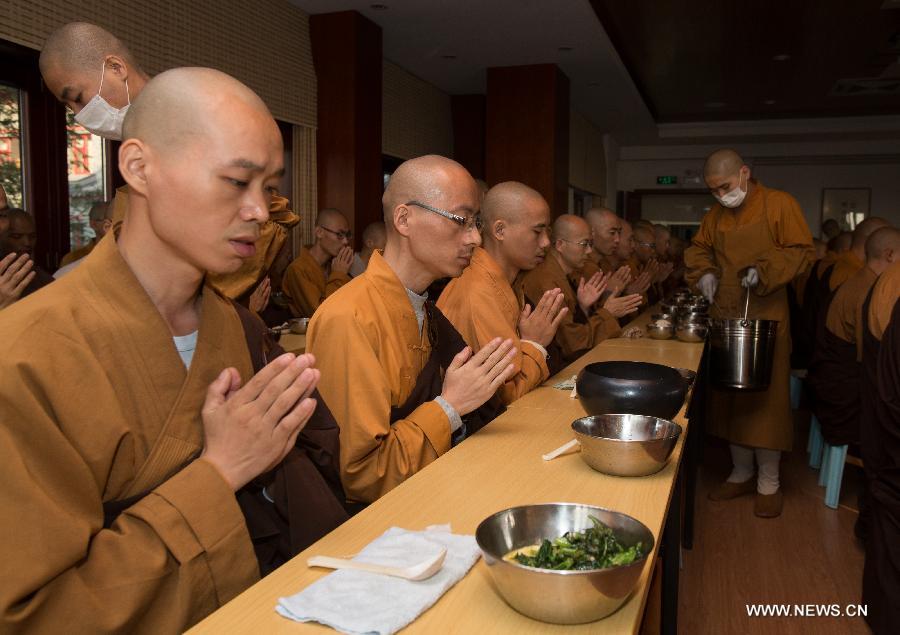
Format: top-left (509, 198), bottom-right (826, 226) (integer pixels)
top-left (406, 200), bottom-right (483, 232)
top-left (319, 226), bottom-right (353, 241)
top-left (559, 238), bottom-right (594, 249)
top-left (637, 241), bottom-right (656, 249)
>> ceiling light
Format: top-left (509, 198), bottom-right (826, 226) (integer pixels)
top-left (370, 3), bottom-right (388, 10)
top-left (704, 101), bottom-right (726, 108)
top-left (772, 54), bottom-right (791, 61)
top-left (764, 99), bottom-right (776, 105)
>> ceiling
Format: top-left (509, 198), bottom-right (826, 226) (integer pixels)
top-left (290, 0), bottom-right (900, 146)
top-left (591, 0), bottom-right (900, 123)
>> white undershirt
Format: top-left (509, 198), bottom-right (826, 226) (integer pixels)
top-left (173, 331), bottom-right (199, 369)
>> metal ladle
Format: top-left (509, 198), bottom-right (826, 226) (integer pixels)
top-left (741, 284), bottom-right (751, 327)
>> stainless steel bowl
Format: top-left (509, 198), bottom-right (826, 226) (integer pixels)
top-left (289, 317), bottom-right (310, 334)
top-left (676, 322), bottom-right (708, 342)
top-left (572, 414), bottom-right (683, 476)
top-left (659, 301), bottom-right (678, 315)
top-left (646, 322), bottom-right (674, 340)
top-left (476, 503), bottom-right (655, 624)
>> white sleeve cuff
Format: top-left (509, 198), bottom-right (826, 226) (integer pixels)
top-left (434, 396), bottom-right (464, 433)
top-left (521, 339), bottom-right (549, 359)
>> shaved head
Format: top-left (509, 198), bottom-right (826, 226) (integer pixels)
top-left (40, 22), bottom-right (137, 76)
top-left (553, 214), bottom-right (589, 241)
top-left (866, 226), bottom-right (900, 263)
top-left (116, 67), bottom-right (284, 277)
top-left (551, 214), bottom-right (592, 272)
top-left (482, 181), bottom-right (543, 226)
top-left (362, 221), bottom-right (386, 246)
top-left (584, 207), bottom-right (622, 257)
top-left (829, 232), bottom-right (852, 253)
top-left (383, 155), bottom-right (477, 227)
top-left (1, 209), bottom-right (36, 257)
top-left (316, 208), bottom-right (348, 228)
top-left (633, 225), bottom-right (656, 264)
top-left (704, 149), bottom-right (745, 178)
top-left (584, 207), bottom-right (618, 227)
top-left (851, 216), bottom-right (889, 251)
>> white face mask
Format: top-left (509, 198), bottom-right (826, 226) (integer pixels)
top-left (74, 63), bottom-right (130, 140)
top-left (714, 170), bottom-right (747, 209)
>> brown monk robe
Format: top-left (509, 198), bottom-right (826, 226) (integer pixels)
top-left (861, 261), bottom-right (900, 635)
top-left (685, 149), bottom-right (813, 518)
top-left (308, 155), bottom-right (516, 504)
top-left (828, 217), bottom-right (890, 291)
top-left (522, 215), bottom-right (642, 373)
top-left (808, 227), bottom-right (900, 446)
top-left (0, 69), bottom-right (346, 633)
top-left (438, 182), bottom-right (567, 404)
top-left (282, 208), bottom-right (353, 317)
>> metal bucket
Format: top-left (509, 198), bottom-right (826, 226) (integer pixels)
top-left (709, 318), bottom-right (778, 390)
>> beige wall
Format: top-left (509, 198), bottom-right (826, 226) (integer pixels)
top-left (382, 60), bottom-right (452, 160)
top-left (0, 0), bottom-right (316, 127)
top-left (569, 109), bottom-right (606, 196)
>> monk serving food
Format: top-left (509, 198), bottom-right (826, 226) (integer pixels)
top-left (0, 68), bottom-right (347, 632)
top-left (685, 148), bottom-right (814, 518)
top-left (438, 181), bottom-right (567, 404)
top-left (308, 155), bottom-right (515, 505)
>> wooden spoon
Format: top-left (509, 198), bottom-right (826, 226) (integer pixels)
top-left (542, 438), bottom-right (580, 461)
top-left (307, 548), bottom-right (447, 581)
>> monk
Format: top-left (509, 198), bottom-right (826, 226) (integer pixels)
top-left (808, 227), bottom-right (900, 448)
top-left (307, 155), bottom-right (516, 504)
top-left (39, 22), bottom-right (290, 303)
top-left (0, 209), bottom-right (54, 302)
top-left (822, 218), bottom-right (841, 240)
top-left (282, 209), bottom-right (353, 317)
top-left (685, 148), bottom-right (813, 518)
top-left (606, 218), bottom-right (653, 305)
top-left (349, 221), bottom-right (387, 277)
top-left (522, 214), bottom-right (642, 370)
top-left (57, 200), bottom-right (112, 271)
top-left (582, 207), bottom-right (633, 297)
top-left (860, 261), bottom-right (900, 635)
top-left (654, 224), bottom-right (672, 262)
top-left (0, 68), bottom-right (349, 632)
top-left (438, 182), bottom-right (567, 404)
top-left (828, 217), bottom-right (890, 291)
top-left (634, 224), bottom-right (673, 303)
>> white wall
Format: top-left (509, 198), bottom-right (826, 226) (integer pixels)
top-left (614, 140), bottom-right (900, 234)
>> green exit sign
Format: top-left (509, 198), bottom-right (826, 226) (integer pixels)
top-left (657, 175), bottom-right (678, 185)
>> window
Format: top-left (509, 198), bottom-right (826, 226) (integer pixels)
top-left (66, 111), bottom-right (107, 251)
top-left (0, 83), bottom-right (24, 208)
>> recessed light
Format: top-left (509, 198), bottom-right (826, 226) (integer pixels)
top-left (764, 99), bottom-right (776, 105)
top-left (441, 54), bottom-right (457, 60)
top-left (558, 46), bottom-right (574, 52)
top-left (370, 3), bottom-right (388, 10)
top-left (772, 54), bottom-right (790, 61)
top-left (704, 101), bottom-right (726, 108)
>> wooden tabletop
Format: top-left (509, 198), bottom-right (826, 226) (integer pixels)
top-left (279, 332), bottom-right (307, 354)
top-left (190, 311), bottom-right (703, 635)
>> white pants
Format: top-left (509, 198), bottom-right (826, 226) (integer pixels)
top-left (727, 444), bottom-right (781, 495)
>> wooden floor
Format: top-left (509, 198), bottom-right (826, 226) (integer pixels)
top-left (678, 412), bottom-right (870, 634)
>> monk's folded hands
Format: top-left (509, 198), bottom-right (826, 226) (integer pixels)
top-left (518, 288), bottom-right (568, 347)
top-left (604, 293), bottom-right (644, 318)
top-left (440, 337), bottom-right (517, 415)
top-left (200, 352), bottom-right (320, 491)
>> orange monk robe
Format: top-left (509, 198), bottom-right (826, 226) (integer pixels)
top-left (520, 252), bottom-right (621, 364)
top-left (282, 246), bottom-right (350, 318)
top-left (437, 247), bottom-right (549, 404)
top-left (59, 240), bottom-right (96, 267)
top-left (307, 251), bottom-right (453, 503)
top-left (110, 187), bottom-right (300, 299)
top-left (0, 234), bottom-right (258, 632)
top-left (823, 265), bottom-right (878, 358)
top-left (829, 250), bottom-right (865, 292)
top-left (685, 180), bottom-right (814, 451)
top-left (869, 261), bottom-right (900, 341)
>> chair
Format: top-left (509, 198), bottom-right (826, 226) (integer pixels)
top-left (817, 443), bottom-right (848, 509)
top-left (807, 415), bottom-right (824, 469)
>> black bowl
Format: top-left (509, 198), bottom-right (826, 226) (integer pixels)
top-left (576, 361), bottom-right (688, 420)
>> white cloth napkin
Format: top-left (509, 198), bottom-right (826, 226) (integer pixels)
top-left (276, 524), bottom-right (481, 635)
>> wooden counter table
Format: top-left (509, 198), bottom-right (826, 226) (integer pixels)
top-left (279, 332), bottom-right (306, 354)
top-left (191, 312), bottom-right (703, 635)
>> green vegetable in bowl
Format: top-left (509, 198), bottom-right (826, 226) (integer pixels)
top-left (507, 515), bottom-right (644, 570)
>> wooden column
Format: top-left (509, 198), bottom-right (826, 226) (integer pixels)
top-left (310, 11), bottom-right (382, 249)
top-left (485, 64), bottom-right (569, 216)
top-left (451, 95), bottom-right (486, 181)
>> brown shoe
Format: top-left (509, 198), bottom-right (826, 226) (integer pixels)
top-left (708, 478), bottom-right (756, 501)
top-left (754, 490), bottom-right (784, 518)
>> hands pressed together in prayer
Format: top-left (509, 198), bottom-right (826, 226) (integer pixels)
top-left (0, 252), bottom-right (35, 309)
top-left (331, 246), bottom-right (354, 275)
top-left (576, 271), bottom-right (609, 315)
top-left (518, 288), bottom-right (568, 348)
top-left (626, 267), bottom-right (654, 297)
top-left (200, 353), bottom-right (320, 491)
top-left (249, 277), bottom-right (271, 313)
top-left (441, 338), bottom-right (517, 416)
top-left (606, 265), bottom-right (632, 296)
